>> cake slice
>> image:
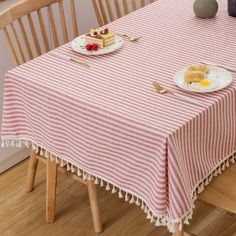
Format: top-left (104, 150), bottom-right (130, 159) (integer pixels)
top-left (100, 28), bottom-right (116, 47)
top-left (85, 28), bottom-right (116, 49)
top-left (184, 70), bottom-right (205, 83)
top-left (184, 64), bottom-right (209, 83)
top-left (187, 64), bottom-right (209, 73)
top-left (85, 29), bottom-right (104, 48)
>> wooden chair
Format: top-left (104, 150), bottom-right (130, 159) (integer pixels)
top-left (0, 0), bottom-right (102, 233)
top-left (173, 162), bottom-right (236, 236)
top-left (92, 0), bottom-right (156, 26)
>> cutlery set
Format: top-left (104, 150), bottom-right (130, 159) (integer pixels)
top-left (152, 81), bottom-right (203, 105)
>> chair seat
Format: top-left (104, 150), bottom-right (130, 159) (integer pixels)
top-left (198, 162), bottom-right (236, 214)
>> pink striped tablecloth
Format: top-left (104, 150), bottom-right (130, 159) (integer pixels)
top-left (1, 0), bottom-right (236, 231)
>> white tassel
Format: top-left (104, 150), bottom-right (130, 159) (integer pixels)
top-left (141, 201), bottom-right (145, 210)
top-left (146, 211), bottom-right (151, 219)
top-left (125, 192), bottom-right (129, 202)
top-left (144, 205), bottom-right (148, 214)
top-left (55, 157), bottom-right (59, 164)
top-left (71, 165), bottom-right (75, 173)
top-left (226, 159), bottom-right (230, 167)
top-left (197, 182), bottom-right (204, 193)
top-left (231, 157), bottom-right (235, 163)
top-left (150, 214), bottom-right (155, 223)
top-left (192, 191), bottom-right (197, 201)
top-left (60, 160), bottom-right (64, 167)
top-left (77, 168), bottom-right (82, 176)
top-left (1, 140), bottom-right (4, 147)
top-left (135, 198), bottom-right (141, 206)
top-left (94, 177), bottom-right (99, 184)
top-left (35, 146), bottom-right (39, 154)
top-left (213, 169), bottom-right (218, 176)
top-left (129, 195), bottom-right (135, 204)
top-left (218, 167), bottom-right (222, 174)
top-left (208, 174), bottom-right (213, 182)
top-left (161, 216), bottom-right (166, 225)
top-left (45, 151), bottom-right (49, 158)
top-left (184, 217), bottom-right (190, 225)
top-left (155, 219), bottom-right (161, 226)
top-left (50, 154), bottom-right (54, 162)
top-left (40, 149), bottom-right (44, 156)
top-left (83, 172), bottom-right (88, 181)
top-left (118, 190), bottom-right (123, 199)
top-left (87, 174), bottom-right (91, 181)
top-left (188, 209), bottom-right (193, 220)
top-left (6, 140), bottom-right (10, 147)
top-left (111, 186), bottom-right (117, 193)
top-left (67, 163), bottom-right (71, 171)
top-left (222, 162), bottom-right (226, 171)
top-left (105, 183), bottom-right (111, 191)
top-left (204, 178), bottom-right (209, 185)
top-left (24, 140), bottom-right (29, 148)
top-left (10, 139), bottom-right (15, 147)
top-left (16, 140), bottom-right (21, 147)
top-left (179, 221), bottom-right (183, 231)
top-left (100, 180), bottom-right (104, 187)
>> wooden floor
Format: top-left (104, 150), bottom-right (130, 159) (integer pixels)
top-left (0, 159), bottom-right (236, 236)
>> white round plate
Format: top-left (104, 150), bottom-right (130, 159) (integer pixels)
top-left (71, 34), bottom-right (124, 56)
top-left (173, 66), bottom-right (232, 93)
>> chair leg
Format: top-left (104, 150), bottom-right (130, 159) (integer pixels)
top-left (172, 223), bottom-right (184, 236)
top-left (172, 223), bottom-right (195, 236)
top-left (25, 149), bottom-right (38, 192)
top-left (46, 158), bottom-right (58, 223)
top-left (88, 180), bottom-right (103, 233)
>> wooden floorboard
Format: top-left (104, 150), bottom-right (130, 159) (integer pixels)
top-left (0, 159), bottom-right (235, 236)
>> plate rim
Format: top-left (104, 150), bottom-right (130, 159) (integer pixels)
top-left (71, 34), bottom-right (124, 56)
top-left (173, 65), bottom-right (233, 93)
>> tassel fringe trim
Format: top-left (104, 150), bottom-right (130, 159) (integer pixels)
top-left (2, 137), bottom-right (236, 233)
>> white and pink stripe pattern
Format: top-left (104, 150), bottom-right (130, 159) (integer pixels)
top-left (1, 0), bottom-right (236, 229)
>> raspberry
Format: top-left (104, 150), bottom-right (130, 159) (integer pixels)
top-left (92, 44), bottom-right (98, 51)
top-left (104, 28), bottom-right (109, 33)
top-left (94, 31), bottom-right (98, 36)
top-left (86, 44), bottom-right (92, 51)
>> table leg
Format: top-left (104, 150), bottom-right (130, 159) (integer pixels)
top-left (88, 180), bottom-right (103, 233)
top-left (46, 158), bottom-right (58, 223)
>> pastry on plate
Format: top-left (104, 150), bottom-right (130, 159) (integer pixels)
top-left (85, 29), bottom-right (104, 48)
top-left (184, 64), bottom-right (208, 83)
top-left (184, 70), bottom-right (205, 83)
top-left (187, 64), bottom-right (209, 73)
top-left (100, 28), bottom-right (116, 47)
top-left (85, 28), bottom-right (116, 49)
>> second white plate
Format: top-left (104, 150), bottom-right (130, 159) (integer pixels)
top-left (173, 66), bottom-right (232, 93)
top-left (71, 34), bottom-right (124, 56)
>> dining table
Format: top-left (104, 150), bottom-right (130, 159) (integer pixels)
top-left (1, 0), bottom-right (236, 233)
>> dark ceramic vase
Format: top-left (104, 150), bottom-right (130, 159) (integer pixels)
top-left (228, 0), bottom-right (236, 17)
top-left (193, 0), bottom-right (218, 18)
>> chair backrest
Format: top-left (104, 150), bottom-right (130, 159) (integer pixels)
top-left (92, 0), bottom-right (156, 26)
top-left (0, 0), bottom-right (79, 66)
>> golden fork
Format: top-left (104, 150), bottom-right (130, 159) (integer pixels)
top-left (152, 81), bottom-right (202, 105)
top-left (117, 33), bottom-right (142, 42)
